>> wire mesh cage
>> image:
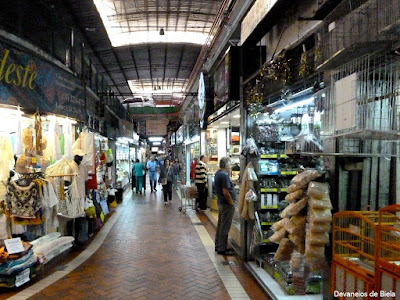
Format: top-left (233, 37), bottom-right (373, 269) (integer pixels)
top-left (332, 211), bottom-right (380, 277)
top-left (321, 53), bottom-right (400, 156)
top-left (376, 268), bottom-right (400, 299)
top-left (331, 261), bottom-right (376, 300)
top-left (377, 204), bottom-right (400, 274)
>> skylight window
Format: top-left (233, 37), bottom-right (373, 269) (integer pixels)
top-left (93, 0), bottom-right (208, 46)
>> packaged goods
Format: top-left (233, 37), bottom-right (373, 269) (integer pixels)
top-left (307, 181), bottom-right (329, 200)
top-left (281, 204), bottom-right (294, 219)
top-left (285, 198), bottom-right (308, 217)
top-left (285, 190), bottom-right (304, 203)
top-left (290, 252), bottom-right (304, 270)
top-left (272, 218), bottom-right (289, 231)
top-left (306, 231), bottom-right (329, 246)
top-left (291, 170), bottom-right (322, 188)
top-left (296, 242), bottom-right (305, 255)
top-left (308, 207), bottom-right (332, 223)
top-left (309, 222), bottom-right (331, 233)
top-left (289, 233), bottom-right (304, 247)
top-left (309, 198), bottom-right (332, 210)
top-left (269, 227), bottom-right (286, 243)
top-left (305, 243), bottom-right (325, 259)
top-left (285, 215), bottom-right (307, 234)
top-left (287, 183), bottom-right (303, 193)
top-left (274, 238), bottom-right (295, 261)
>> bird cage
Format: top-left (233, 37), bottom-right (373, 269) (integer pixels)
top-left (376, 204), bottom-right (400, 274)
top-left (332, 210), bottom-right (379, 278)
top-left (322, 53), bottom-right (400, 156)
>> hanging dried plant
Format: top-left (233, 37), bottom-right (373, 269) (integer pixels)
top-left (299, 51), bottom-right (312, 77)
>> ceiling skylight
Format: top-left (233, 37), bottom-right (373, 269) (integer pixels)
top-left (93, 0), bottom-right (208, 46)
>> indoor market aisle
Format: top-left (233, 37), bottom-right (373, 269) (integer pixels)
top-left (3, 186), bottom-right (268, 300)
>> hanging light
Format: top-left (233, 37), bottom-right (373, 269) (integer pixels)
top-left (159, 28), bottom-right (165, 36)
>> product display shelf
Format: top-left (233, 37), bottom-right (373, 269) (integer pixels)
top-left (245, 262), bottom-right (323, 300)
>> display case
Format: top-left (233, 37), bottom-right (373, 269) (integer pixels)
top-left (116, 139), bottom-right (130, 189)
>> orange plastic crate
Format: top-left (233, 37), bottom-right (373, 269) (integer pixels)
top-left (331, 261), bottom-right (375, 299)
top-left (332, 211), bottom-right (379, 277)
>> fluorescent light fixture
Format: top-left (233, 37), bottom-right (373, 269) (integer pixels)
top-left (274, 97), bottom-right (314, 113)
top-left (152, 142), bottom-right (161, 145)
top-left (221, 121), bottom-right (229, 124)
top-left (149, 137), bottom-right (164, 142)
top-left (184, 138), bottom-right (191, 145)
top-left (191, 135), bottom-right (200, 143)
top-left (233, 115), bottom-right (241, 119)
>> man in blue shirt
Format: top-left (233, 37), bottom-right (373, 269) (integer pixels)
top-left (146, 156), bottom-right (158, 192)
top-left (213, 157), bottom-right (236, 256)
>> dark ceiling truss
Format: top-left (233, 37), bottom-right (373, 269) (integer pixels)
top-left (108, 11), bottom-right (216, 23)
top-left (129, 48), bottom-right (143, 89)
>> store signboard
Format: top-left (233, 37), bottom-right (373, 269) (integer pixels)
top-left (241, 0), bottom-right (278, 44)
top-left (146, 119), bottom-right (168, 136)
top-left (214, 53), bottom-right (230, 110)
top-left (0, 41), bottom-right (85, 120)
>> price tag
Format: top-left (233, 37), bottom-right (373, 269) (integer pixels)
top-left (15, 268), bottom-right (30, 287)
top-left (4, 237), bottom-right (24, 254)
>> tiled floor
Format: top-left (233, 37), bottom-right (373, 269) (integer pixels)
top-left (2, 185), bottom-right (269, 299)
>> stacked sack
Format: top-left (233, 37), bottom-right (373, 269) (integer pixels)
top-left (305, 182), bottom-right (332, 270)
top-left (269, 170), bottom-right (322, 260)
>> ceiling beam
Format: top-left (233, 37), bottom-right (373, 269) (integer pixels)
top-left (130, 48), bottom-right (143, 90)
top-left (145, 0), bottom-right (149, 31)
top-left (166, 0), bottom-right (171, 30)
top-left (108, 11), bottom-right (215, 22)
top-left (163, 44), bottom-right (168, 88)
top-left (175, 0), bottom-right (181, 31)
top-left (147, 45), bottom-right (154, 89)
top-left (174, 45), bottom-right (185, 88)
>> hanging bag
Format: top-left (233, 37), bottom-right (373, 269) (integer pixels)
top-left (160, 167), bottom-right (170, 185)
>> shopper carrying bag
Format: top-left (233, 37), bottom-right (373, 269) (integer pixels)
top-left (159, 159), bottom-right (173, 205)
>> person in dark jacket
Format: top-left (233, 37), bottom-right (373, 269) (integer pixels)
top-left (158, 158), bottom-right (174, 205)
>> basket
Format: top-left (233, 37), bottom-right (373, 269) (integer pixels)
top-left (377, 204), bottom-right (400, 275)
top-left (332, 210), bottom-right (379, 277)
top-left (331, 261), bottom-right (375, 300)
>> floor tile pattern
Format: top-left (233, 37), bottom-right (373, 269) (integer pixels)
top-left (26, 189), bottom-right (232, 300)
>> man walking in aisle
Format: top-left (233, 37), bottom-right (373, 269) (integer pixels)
top-left (147, 156), bottom-right (158, 192)
top-left (214, 157), bottom-right (235, 256)
top-left (195, 155), bottom-right (208, 211)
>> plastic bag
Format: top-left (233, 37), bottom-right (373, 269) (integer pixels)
top-left (245, 189), bottom-right (258, 202)
top-left (308, 207), bottom-right (332, 223)
top-left (291, 170), bottom-right (322, 188)
top-left (307, 181), bottom-right (329, 200)
top-left (281, 203), bottom-right (294, 219)
top-left (247, 167), bottom-right (258, 181)
top-left (285, 215), bottom-right (307, 234)
top-left (306, 231), bottom-right (329, 246)
top-left (309, 198), bottom-right (332, 210)
top-left (285, 198), bottom-right (308, 216)
top-left (289, 233), bottom-right (304, 247)
top-left (285, 190), bottom-right (304, 203)
top-left (305, 243), bottom-right (325, 260)
top-left (290, 252), bottom-right (305, 271)
top-left (269, 227), bottom-right (286, 243)
top-left (309, 222), bottom-right (331, 233)
top-left (287, 183), bottom-right (304, 193)
top-left (241, 137), bottom-right (260, 156)
top-left (274, 238), bottom-right (295, 261)
top-left (272, 218), bottom-right (289, 231)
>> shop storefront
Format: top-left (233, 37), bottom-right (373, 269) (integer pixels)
top-left (0, 34), bottom-right (124, 288)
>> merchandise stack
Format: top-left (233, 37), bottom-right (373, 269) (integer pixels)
top-left (0, 241), bottom-right (38, 288)
top-left (266, 170), bottom-right (332, 295)
top-left (31, 233), bottom-right (74, 265)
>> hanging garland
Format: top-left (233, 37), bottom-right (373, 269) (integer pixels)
top-left (246, 81), bottom-right (264, 119)
top-left (261, 53), bottom-right (292, 85)
top-left (299, 51), bottom-right (312, 78)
